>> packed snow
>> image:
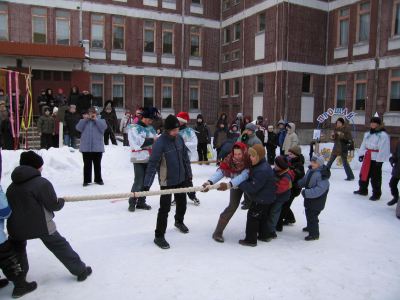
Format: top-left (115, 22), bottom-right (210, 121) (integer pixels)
top-left (0, 145), bottom-right (399, 300)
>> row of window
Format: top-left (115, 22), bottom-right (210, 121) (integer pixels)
top-left (90, 75), bottom-right (200, 110)
top-left (223, 0), bottom-right (241, 12)
top-left (222, 12), bottom-right (265, 45)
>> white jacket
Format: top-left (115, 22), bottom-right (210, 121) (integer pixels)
top-left (359, 127), bottom-right (390, 162)
top-left (179, 127), bottom-right (198, 159)
top-left (120, 115), bottom-right (134, 134)
top-left (128, 124), bottom-right (157, 163)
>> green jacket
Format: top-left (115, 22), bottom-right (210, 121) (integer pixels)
top-left (37, 106), bottom-right (55, 134)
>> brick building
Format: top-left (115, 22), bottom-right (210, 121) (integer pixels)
top-left (0, 0), bottom-right (400, 146)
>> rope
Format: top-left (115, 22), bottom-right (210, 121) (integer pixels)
top-left (65, 183), bottom-right (236, 202)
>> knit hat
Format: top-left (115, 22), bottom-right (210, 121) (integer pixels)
top-left (336, 117), bottom-right (345, 125)
top-left (370, 117), bottom-right (381, 125)
top-left (0, 100), bottom-right (5, 105)
top-left (11, 90), bottom-right (16, 94)
top-left (164, 114), bottom-right (180, 130)
top-left (275, 155), bottom-right (291, 170)
top-left (20, 151), bottom-right (44, 169)
top-left (87, 107), bottom-right (96, 113)
top-left (53, 107), bottom-right (58, 113)
top-left (105, 105), bottom-right (112, 111)
top-left (140, 106), bottom-right (157, 119)
top-left (237, 113), bottom-right (243, 118)
top-left (277, 119), bottom-right (285, 125)
top-left (176, 111), bottom-right (190, 123)
top-left (268, 125), bottom-right (273, 129)
top-left (70, 104), bottom-right (76, 109)
top-left (41, 89), bottom-right (45, 93)
top-left (0, 89), bottom-right (3, 93)
top-left (311, 153), bottom-right (325, 167)
top-left (248, 144), bottom-right (266, 165)
top-left (288, 145), bottom-right (302, 156)
top-left (125, 110), bottom-right (131, 115)
top-left (197, 114), bottom-right (203, 120)
top-left (245, 122), bottom-right (256, 132)
top-left (81, 110), bottom-right (87, 115)
top-left (58, 88), bottom-right (63, 92)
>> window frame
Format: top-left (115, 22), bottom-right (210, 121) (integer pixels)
top-left (56, 10), bottom-right (70, 46)
top-left (190, 26), bottom-right (201, 57)
top-left (112, 16), bottom-right (125, 51)
top-left (256, 75), bottom-right (264, 94)
top-left (91, 14), bottom-right (105, 48)
top-left (233, 0), bottom-right (240, 5)
top-left (222, 52), bottom-right (230, 63)
top-left (392, 0), bottom-right (400, 37)
top-left (0, 3), bottom-right (8, 41)
top-left (356, 0), bottom-right (371, 43)
top-left (143, 76), bottom-right (155, 107)
top-left (258, 12), bottom-right (266, 32)
top-left (337, 7), bottom-right (350, 47)
top-left (233, 78), bottom-right (240, 95)
top-left (144, 20), bottom-right (156, 53)
top-left (162, 78), bottom-right (173, 109)
top-left (232, 50), bottom-right (240, 61)
top-left (302, 74), bottom-right (313, 94)
top-left (189, 79), bottom-right (200, 110)
top-left (91, 74), bottom-right (104, 107)
top-left (223, 0), bottom-right (231, 11)
top-left (223, 26), bottom-right (230, 44)
top-left (162, 22), bottom-right (174, 55)
top-left (191, 0), bottom-right (201, 4)
top-left (32, 7), bottom-right (47, 44)
top-left (387, 68), bottom-right (400, 112)
top-left (334, 74), bottom-right (347, 109)
top-left (353, 71), bottom-right (368, 111)
top-left (234, 22), bottom-right (240, 41)
top-left (112, 75), bottom-right (125, 108)
top-left (223, 80), bottom-right (230, 96)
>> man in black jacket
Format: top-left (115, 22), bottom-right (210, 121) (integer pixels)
top-left (64, 104), bottom-right (82, 149)
top-left (6, 151), bottom-right (92, 286)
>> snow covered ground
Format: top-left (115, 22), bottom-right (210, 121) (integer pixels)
top-left (0, 145), bottom-right (399, 300)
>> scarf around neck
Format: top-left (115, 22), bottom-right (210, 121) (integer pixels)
top-left (219, 142), bottom-right (251, 177)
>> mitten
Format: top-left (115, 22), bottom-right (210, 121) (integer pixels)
top-left (217, 182), bottom-right (229, 191)
top-left (143, 186), bottom-right (150, 192)
top-left (359, 155), bottom-right (364, 163)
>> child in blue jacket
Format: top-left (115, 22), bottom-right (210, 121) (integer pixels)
top-left (295, 154), bottom-right (330, 241)
top-left (238, 145), bottom-right (276, 246)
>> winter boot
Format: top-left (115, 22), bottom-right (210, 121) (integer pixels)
top-left (283, 218), bottom-right (296, 225)
top-left (387, 197), bottom-right (398, 206)
top-left (154, 237), bottom-right (170, 249)
top-left (305, 235), bottom-right (319, 241)
top-left (128, 205), bottom-right (136, 212)
top-left (276, 224), bottom-right (283, 232)
top-left (212, 220), bottom-right (228, 243)
top-left (77, 267), bottom-right (92, 282)
top-left (257, 236), bottom-right (272, 242)
top-left (269, 231), bottom-right (277, 239)
top-left (302, 227), bottom-right (309, 232)
top-left (136, 203), bottom-right (152, 210)
top-left (353, 190), bottom-right (368, 196)
top-left (190, 197), bottom-right (200, 206)
top-left (174, 223), bottom-right (189, 234)
top-left (239, 239), bottom-right (257, 247)
top-left (369, 195), bottom-right (380, 201)
top-left (0, 278), bottom-right (9, 289)
top-left (171, 200), bottom-right (176, 206)
top-left (12, 281), bottom-right (37, 298)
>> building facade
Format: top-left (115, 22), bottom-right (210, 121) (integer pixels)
top-left (0, 0), bottom-right (400, 147)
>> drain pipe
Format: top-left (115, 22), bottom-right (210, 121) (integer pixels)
top-left (322, 0), bottom-right (330, 130)
top-left (241, 1), bottom-right (246, 116)
top-left (273, 0), bottom-right (279, 127)
top-left (218, 0), bottom-right (222, 117)
top-left (372, 0), bottom-right (382, 115)
top-left (284, 1), bottom-right (290, 121)
top-left (180, 0), bottom-right (185, 112)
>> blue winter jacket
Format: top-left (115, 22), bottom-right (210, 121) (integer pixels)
top-left (0, 186), bottom-right (11, 244)
top-left (239, 158), bottom-right (276, 204)
top-left (296, 165), bottom-right (330, 211)
top-left (144, 132), bottom-right (192, 187)
top-left (278, 121), bottom-right (291, 146)
top-left (76, 118), bottom-right (107, 152)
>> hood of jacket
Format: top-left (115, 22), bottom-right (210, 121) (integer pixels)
top-left (93, 106), bottom-right (100, 116)
top-left (42, 105), bottom-right (50, 114)
top-left (69, 86), bottom-right (80, 95)
top-left (218, 112), bottom-right (227, 121)
top-left (11, 165), bottom-right (41, 184)
top-left (277, 119), bottom-right (285, 125)
top-left (287, 122), bottom-right (296, 133)
top-left (244, 115), bottom-right (252, 123)
top-left (370, 122), bottom-right (386, 134)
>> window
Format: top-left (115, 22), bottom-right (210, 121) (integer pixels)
top-left (144, 21), bottom-right (155, 53)
top-left (191, 0), bottom-right (201, 3)
top-left (0, 3), bottom-right (8, 41)
top-left (302, 74), bottom-right (312, 93)
top-left (224, 26), bottom-right (230, 44)
top-left (32, 7), bottom-right (47, 44)
top-left (112, 75), bottom-right (124, 108)
top-left (389, 69), bottom-right (400, 111)
top-left (223, 1), bottom-right (230, 11)
top-left (232, 50), bottom-right (240, 61)
top-left (190, 27), bottom-right (201, 56)
top-left (56, 10), bottom-right (70, 46)
top-left (190, 80), bottom-right (199, 109)
top-left (113, 16), bottom-right (124, 50)
top-left (257, 75), bottom-right (263, 93)
top-left (338, 7), bottom-right (349, 46)
top-left (234, 23), bottom-right (240, 40)
top-left (223, 80), bottom-right (230, 96)
top-left (91, 74), bottom-right (104, 107)
top-left (234, 0), bottom-right (240, 5)
top-left (162, 78), bottom-right (173, 109)
top-left (258, 12), bottom-right (265, 32)
top-left (91, 14), bottom-right (104, 48)
top-left (357, 1), bottom-right (370, 43)
top-left (163, 23), bottom-right (173, 54)
top-left (234, 78), bottom-right (240, 95)
top-left (223, 53), bottom-right (229, 63)
top-left (392, 0), bottom-right (400, 36)
top-left (354, 72), bottom-right (367, 111)
top-left (335, 74), bottom-right (347, 109)
top-left (143, 77), bottom-right (154, 107)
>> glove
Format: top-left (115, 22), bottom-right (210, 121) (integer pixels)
top-left (389, 157), bottom-right (395, 167)
top-left (217, 182), bottom-right (230, 191)
top-left (359, 155), bottom-right (364, 163)
top-left (143, 186), bottom-right (149, 192)
top-left (201, 182), bottom-right (210, 193)
top-left (301, 189), bottom-right (306, 197)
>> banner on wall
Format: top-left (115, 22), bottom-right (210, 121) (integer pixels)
top-left (316, 108), bottom-right (355, 124)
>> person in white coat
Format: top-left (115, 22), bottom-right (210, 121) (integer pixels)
top-left (119, 110), bottom-right (134, 146)
top-left (282, 122), bottom-right (299, 155)
top-left (354, 116), bottom-right (390, 201)
top-left (172, 111), bottom-right (200, 205)
top-left (127, 106), bottom-right (158, 212)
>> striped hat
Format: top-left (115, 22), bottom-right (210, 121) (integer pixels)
top-left (275, 155), bottom-right (291, 170)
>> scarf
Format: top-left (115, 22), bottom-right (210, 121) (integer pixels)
top-left (219, 142), bottom-right (251, 177)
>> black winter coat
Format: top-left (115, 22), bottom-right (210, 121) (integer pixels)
top-left (64, 111), bottom-right (82, 137)
top-left (68, 86), bottom-right (80, 107)
top-left (194, 122), bottom-right (211, 144)
top-left (0, 119), bottom-right (14, 150)
top-left (79, 93), bottom-right (93, 112)
top-left (266, 131), bottom-right (279, 148)
top-left (289, 154), bottom-right (305, 196)
top-left (36, 94), bottom-right (48, 112)
top-left (101, 111), bottom-right (118, 133)
top-left (6, 166), bottom-right (65, 240)
top-left (390, 141), bottom-right (400, 179)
